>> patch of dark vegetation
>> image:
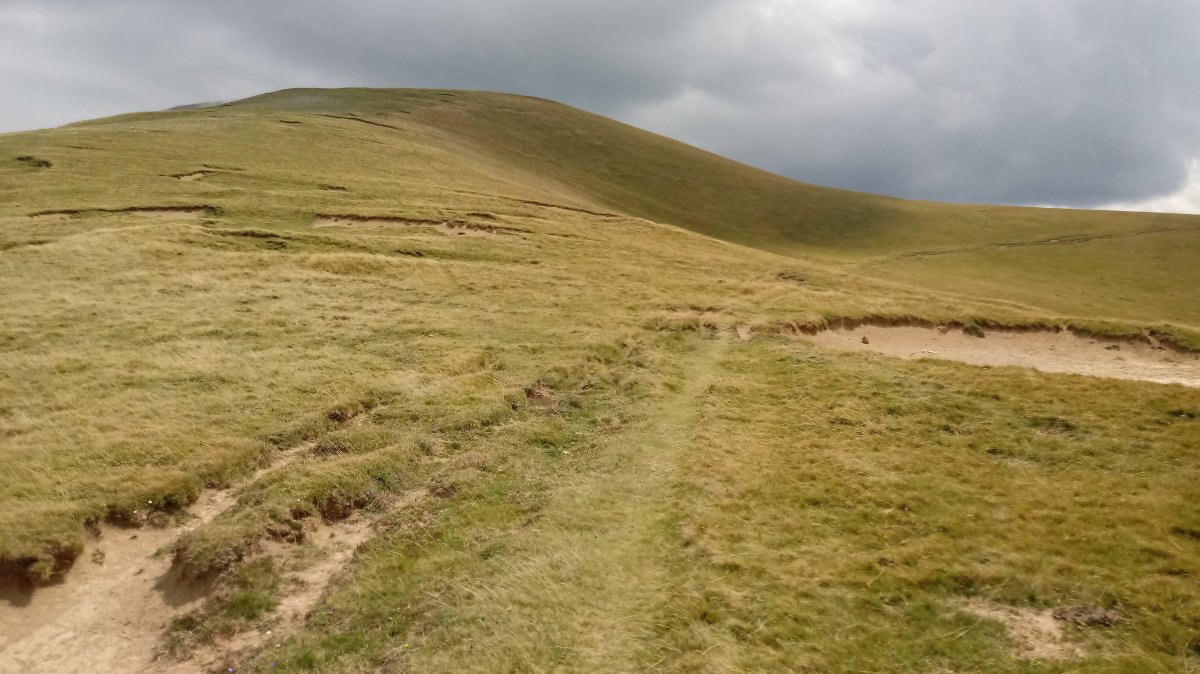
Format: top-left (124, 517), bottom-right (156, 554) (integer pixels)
top-left (318, 113), bottom-right (406, 132)
top-left (962, 322), bottom-right (987, 338)
top-left (209, 229), bottom-right (509, 262)
top-left (918, 569), bottom-right (996, 596)
top-left (665, 304), bottom-right (726, 314)
top-left (0, 545), bottom-right (79, 588)
top-left (1171, 526), bottom-right (1200, 541)
top-left (29, 205), bottom-right (221, 218)
top-left (1030, 415), bottom-right (1079, 434)
top-left (184, 233), bottom-right (315, 260)
top-left (772, 314), bottom-right (1200, 353)
top-left (645, 314), bottom-right (722, 333)
top-left (207, 228), bottom-right (280, 239)
top-left (317, 491), bottom-right (375, 520)
top-left (319, 184), bottom-right (348, 191)
top-left (15, 155), bottom-right (52, 168)
top-left (201, 228), bottom-right (290, 251)
top-left (0, 239), bottom-right (51, 252)
top-left (1053, 606), bottom-right (1124, 627)
top-left (515, 199), bottom-right (623, 219)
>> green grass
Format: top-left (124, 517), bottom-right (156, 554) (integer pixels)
top-left (861, 228), bottom-right (1200, 326)
top-left (1, 87), bottom-right (1198, 672)
top-left (658, 338), bottom-right (1200, 672)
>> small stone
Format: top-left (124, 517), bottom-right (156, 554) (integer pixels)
top-left (861, 336), bottom-right (870, 345)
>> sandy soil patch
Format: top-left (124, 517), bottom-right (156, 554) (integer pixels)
top-left (0, 491), bottom-right (228, 674)
top-left (807, 326), bottom-right (1200, 387)
top-left (170, 172), bottom-right (210, 182)
top-left (962, 600), bottom-right (1085, 660)
top-left (0, 408), bottom-right (387, 674)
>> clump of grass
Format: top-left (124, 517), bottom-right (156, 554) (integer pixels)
top-left (15, 155), bottom-right (52, 168)
top-left (962, 321), bottom-right (987, 338)
top-left (163, 557), bottom-right (281, 658)
top-left (173, 446), bottom-right (412, 578)
top-left (267, 394), bottom-right (391, 449)
top-left (311, 427), bottom-right (397, 456)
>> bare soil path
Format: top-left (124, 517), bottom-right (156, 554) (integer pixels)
top-left (0, 490), bottom-right (228, 674)
top-left (0, 408), bottom-right (388, 673)
top-left (807, 326), bottom-right (1200, 387)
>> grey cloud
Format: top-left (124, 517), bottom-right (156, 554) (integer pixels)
top-left (1, 0), bottom-right (1197, 210)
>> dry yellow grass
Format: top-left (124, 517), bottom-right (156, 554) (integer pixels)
top-left (1, 89), bottom-right (1198, 673)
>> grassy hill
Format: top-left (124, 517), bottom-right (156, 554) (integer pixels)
top-left (1, 88), bottom-right (1198, 674)
top-left (50, 87), bottom-right (1200, 326)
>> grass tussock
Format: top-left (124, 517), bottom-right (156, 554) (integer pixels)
top-left (163, 557), bottom-right (281, 657)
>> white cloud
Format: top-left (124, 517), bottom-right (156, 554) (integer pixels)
top-left (1101, 160), bottom-right (1200, 214)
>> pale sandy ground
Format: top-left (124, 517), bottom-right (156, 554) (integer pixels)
top-left (807, 326), bottom-right (1200, 387)
top-left (0, 408), bottom-right (410, 674)
top-left (0, 491), bottom-right (230, 674)
top-left (962, 600), bottom-right (1085, 661)
top-left (0, 491), bottom-right (410, 674)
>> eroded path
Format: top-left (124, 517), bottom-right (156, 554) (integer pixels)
top-left (0, 411), bottom-right (388, 674)
top-left (0, 491), bottom-right (226, 674)
top-left (807, 326), bottom-right (1200, 387)
top-left (393, 334), bottom-right (730, 672)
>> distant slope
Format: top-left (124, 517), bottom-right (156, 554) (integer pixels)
top-left (224, 88), bottom-right (1200, 258)
top-left (24, 86), bottom-right (1200, 326)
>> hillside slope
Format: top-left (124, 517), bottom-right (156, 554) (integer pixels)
top-left (1, 88), bottom-right (1198, 674)
top-left (225, 88), bottom-right (1200, 252)
top-left (61, 87), bottom-right (1200, 326)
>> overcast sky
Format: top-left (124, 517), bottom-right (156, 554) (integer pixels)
top-left (3, 0), bottom-right (1198, 213)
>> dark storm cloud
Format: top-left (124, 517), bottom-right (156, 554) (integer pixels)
top-left (2, 0), bottom-right (1198, 210)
